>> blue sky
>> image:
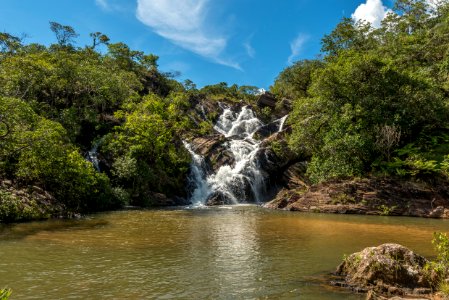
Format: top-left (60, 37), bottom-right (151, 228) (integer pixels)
top-left (0, 0), bottom-right (403, 89)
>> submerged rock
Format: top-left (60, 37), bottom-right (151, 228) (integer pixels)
top-left (333, 244), bottom-right (432, 297)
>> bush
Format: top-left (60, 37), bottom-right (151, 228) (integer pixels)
top-left (0, 289), bottom-right (11, 300)
top-left (0, 190), bottom-right (46, 222)
top-left (425, 232), bottom-right (449, 290)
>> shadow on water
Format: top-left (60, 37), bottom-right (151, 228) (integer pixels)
top-left (0, 217), bottom-right (109, 241)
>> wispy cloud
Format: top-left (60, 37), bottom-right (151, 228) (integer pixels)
top-left (136, 0), bottom-right (240, 70)
top-left (244, 41), bottom-right (255, 58)
top-left (351, 0), bottom-right (390, 28)
top-left (95, 0), bottom-right (109, 10)
top-left (288, 34), bottom-right (308, 65)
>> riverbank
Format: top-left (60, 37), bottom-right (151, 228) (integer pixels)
top-left (264, 177), bottom-right (449, 219)
top-left (0, 180), bottom-right (68, 222)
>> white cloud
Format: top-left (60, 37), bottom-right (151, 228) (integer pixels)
top-left (426, 0), bottom-right (445, 8)
top-left (136, 0), bottom-right (240, 70)
top-left (95, 0), bottom-right (109, 10)
top-left (244, 41), bottom-right (255, 58)
top-left (288, 34), bottom-right (308, 65)
top-left (352, 0), bottom-right (390, 28)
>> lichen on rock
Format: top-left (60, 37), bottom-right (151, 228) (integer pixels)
top-left (334, 243), bottom-right (432, 297)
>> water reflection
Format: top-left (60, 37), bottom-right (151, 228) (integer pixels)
top-left (0, 206), bottom-right (447, 299)
top-left (208, 208), bottom-right (261, 297)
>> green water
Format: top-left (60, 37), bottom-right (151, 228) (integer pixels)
top-left (1, 205), bottom-right (449, 299)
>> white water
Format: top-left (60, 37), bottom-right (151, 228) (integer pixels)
top-left (185, 106), bottom-right (266, 205)
top-left (185, 106), bottom-right (289, 205)
top-left (277, 115), bottom-right (288, 132)
top-left (86, 144), bottom-right (100, 171)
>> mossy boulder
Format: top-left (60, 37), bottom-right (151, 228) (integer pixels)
top-left (334, 244), bottom-right (432, 297)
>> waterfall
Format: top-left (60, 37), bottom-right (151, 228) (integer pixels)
top-left (185, 106), bottom-right (266, 206)
top-left (277, 115), bottom-right (288, 132)
top-left (86, 144), bottom-right (101, 171)
top-left (183, 141), bottom-right (210, 205)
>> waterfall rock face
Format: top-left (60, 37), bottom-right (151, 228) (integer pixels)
top-left (185, 105), bottom-right (290, 206)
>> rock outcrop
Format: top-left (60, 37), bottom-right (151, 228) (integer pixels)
top-left (264, 177), bottom-right (449, 219)
top-left (0, 180), bottom-right (66, 222)
top-left (334, 244), bottom-right (430, 294)
top-left (331, 243), bottom-right (449, 299)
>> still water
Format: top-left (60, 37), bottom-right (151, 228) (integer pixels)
top-left (1, 205), bottom-right (449, 299)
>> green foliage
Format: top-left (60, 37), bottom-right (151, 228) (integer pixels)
top-left (0, 190), bottom-right (42, 222)
top-left (271, 60), bottom-right (323, 100)
top-left (426, 232), bottom-right (449, 290)
top-left (281, 1), bottom-right (449, 182)
top-left (199, 82), bottom-right (259, 104)
top-left (442, 155), bottom-right (449, 177)
top-left (0, 24), bottom-right (195, 217)
top-left (0, 97), bottom-right (116, 212)
top-left (439, 281), bottom-right (449, 296)
top-left (0, 289), bottom-right (11, 300)
top-left (104, 93), bottom-right (191, 206)
top-left (378, 204), bottom-right (397, 216)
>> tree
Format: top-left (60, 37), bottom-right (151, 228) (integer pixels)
top-left (89, 32), bottom-right (110, 49)
top-left (271, 60), bottom-right (323, 100)
top-left (49, 22), bottom-right (78, 47)
top-left (321, 18), bottom-right (373, 56)
top-left (0, 32), bottom-right (22, 54)
top-left (288, 51), bottom-right (448, 182)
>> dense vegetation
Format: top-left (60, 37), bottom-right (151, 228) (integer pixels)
top-left (0, 24), bottom-right (260, 221)
top-left (272, 0), bottom-right (449, 183)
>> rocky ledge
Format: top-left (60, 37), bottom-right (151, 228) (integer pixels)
top-left (264, 177), bottom-right (449, 218)
top-left (332, 243), bottom-right (447, 300)
top-left (0, 180), bottom-right (66, 222)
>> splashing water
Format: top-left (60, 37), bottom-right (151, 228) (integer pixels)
top-left (185, 106), bottom-right (267, 205)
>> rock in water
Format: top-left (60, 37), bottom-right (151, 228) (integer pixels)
top-left (334, 244), bottom-right (432, 297)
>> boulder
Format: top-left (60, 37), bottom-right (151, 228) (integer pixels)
top-left (190, 135), bottom-right (235, 173)
top-left (257, 92), bottom-right (277, 108)
top-left (334, 243), bottom-right (432, 297)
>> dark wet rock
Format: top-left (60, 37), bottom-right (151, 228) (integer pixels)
top-left (206, 192), bottom-right (232, 206)
top-left (254, 122), bottom-right (280, 139)
top-left (190, 135), bottom-right (235, 173)
top-left (257, 92), bottom-right (277, 108)
top-left (334, 244), bottom-right (431, 298)
top-left (149, 192), bottom-right (174, 206)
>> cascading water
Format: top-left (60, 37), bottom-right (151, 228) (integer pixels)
top-left (86, 144), bottom-right (101, 171)
top-left (277, 115), bottom-right (288, 132)
top-left (185, 106), bottom-right (286, 206)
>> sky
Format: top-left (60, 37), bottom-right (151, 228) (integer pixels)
top-left (0, 0), bottom-right (407, 89)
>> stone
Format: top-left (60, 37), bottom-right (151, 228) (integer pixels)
top-left (429, 206), bottom-right (445, 218)
top-left (31, 185), bottom-right (45, 194)
top-left (1, 180), bottom-right (12, 187)
top-left (257, 92), bottom-right (277, 108)
top-left (335, 243), bottom-right (431, 297)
